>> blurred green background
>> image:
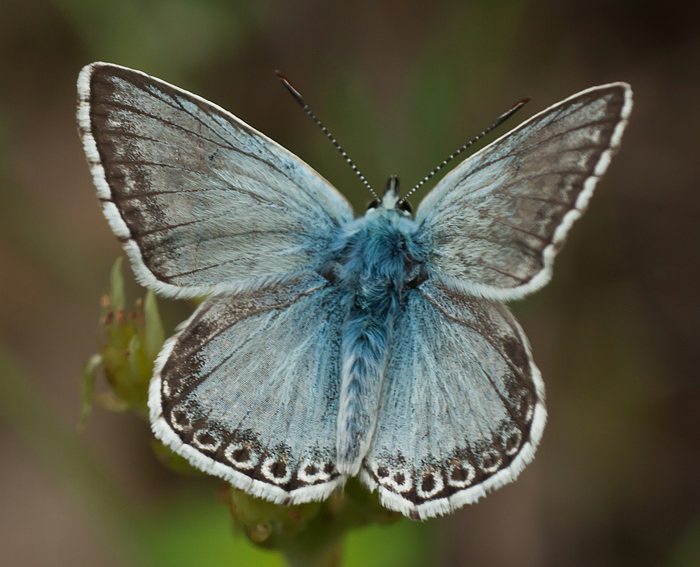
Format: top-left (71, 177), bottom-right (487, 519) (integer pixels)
top-left (1, 0), bottom-right (699, 565)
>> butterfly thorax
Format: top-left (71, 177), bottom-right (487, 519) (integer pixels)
top-left (329, 205), bottom-right (425, 474)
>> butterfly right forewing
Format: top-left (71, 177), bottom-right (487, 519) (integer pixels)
top-left (416, 83), bottom-right (632, 302)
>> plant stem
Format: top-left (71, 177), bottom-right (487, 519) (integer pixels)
top-left (284, 538), bottom-right (343, 567)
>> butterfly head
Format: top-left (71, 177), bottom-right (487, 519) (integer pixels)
top-left (367, 176), bottom-right (413, 216)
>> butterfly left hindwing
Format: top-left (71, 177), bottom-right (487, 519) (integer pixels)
top-left (150, 273), bottom-right (347, 503)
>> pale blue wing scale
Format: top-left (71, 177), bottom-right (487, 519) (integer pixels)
top-left (149, 273), bottom-right (346, 502)
top-left (415, 83), bottom-right (633, 301)
top-left (77, 62), bottom-right (353, 298)
top-left (361, 280), bottom-right (546, 519)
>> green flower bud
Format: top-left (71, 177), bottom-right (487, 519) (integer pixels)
top-left (98, 258), bottom-right (164, 416)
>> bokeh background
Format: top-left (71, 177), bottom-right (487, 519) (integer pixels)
top-left (1, 1), bottom-right (699, 565)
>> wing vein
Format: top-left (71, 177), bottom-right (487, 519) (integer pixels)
top-left (449, 117), bottom-right (620, 194)
top-left (421, 291), bottom-right (532, 384)
top-left (137, 79), bottom-right (241, 150)
top-left (491, 218), bottom-right (548, 244)
top-left (131, 209), bottom-right (236, 238)
top-left (149, 229), bottom-right (307, 256)
top-left (90, 102), bottom-right (234, 151)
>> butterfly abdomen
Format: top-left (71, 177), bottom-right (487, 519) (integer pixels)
top-left (334, 211), bottom-right (423, 475)
top-left (337, 307), bottom-right (391, 474)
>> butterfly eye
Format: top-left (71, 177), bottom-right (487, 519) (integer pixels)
top-left (367, 199), bottom-right (381, 210)
top-left (397, 200), bottom-right (413, 214)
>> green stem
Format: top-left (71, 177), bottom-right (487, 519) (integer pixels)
top-left (227, 479), bottom-right (402, 566)
top-left (284, 538), bottom-right (343, 567)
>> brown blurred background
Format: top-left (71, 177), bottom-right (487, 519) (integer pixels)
top-left (1, 1), bottom-right (698, 566)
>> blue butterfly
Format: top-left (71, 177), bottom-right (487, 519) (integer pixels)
top-left (77, 63), bottom-right (632, 519)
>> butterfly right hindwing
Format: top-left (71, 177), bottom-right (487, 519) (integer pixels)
top-left (361, 280), bottom-right (545, 519)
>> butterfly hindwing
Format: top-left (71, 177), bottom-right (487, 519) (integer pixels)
top-left (150, 273), bottom-right (346, 502)
top-left (360, 280), bottom-right (545, 519)
top-left (416, 83), bottom-right (632, 301)
top-left (78, 63), bottom-right (353, 298)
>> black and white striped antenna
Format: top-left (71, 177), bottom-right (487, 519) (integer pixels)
top-left (275, 71), bottom-right (379, 201)
top-left (401, 97), bottom-right (531, 204)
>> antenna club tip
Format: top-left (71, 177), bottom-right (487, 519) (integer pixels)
top-left (275, 70), bottom-right (305, 106)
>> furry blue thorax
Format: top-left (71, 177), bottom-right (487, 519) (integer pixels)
top-left (328, 189), bottom-right (426, 474)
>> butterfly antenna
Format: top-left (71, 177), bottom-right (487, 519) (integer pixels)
top-left (275, 70), bottom-right (379, 200)
top-left (401, 97), bottom-right (531, 203)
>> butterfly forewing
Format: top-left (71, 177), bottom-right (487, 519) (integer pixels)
top-left (78, 63), bottom-right (353, 299)
top-left (361, 281), bottom-right (545, 519)
top-left (416, 83), bottom-right (632, 301)
top-left (150, 273), bottom-right (346, 502)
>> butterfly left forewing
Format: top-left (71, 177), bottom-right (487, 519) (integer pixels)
top-left (361, 281), bottom-right (545, 519)
top-left (416, 83), bottom-right (632, 301)
top-left (150, 273), bottom-right (346, 502)
top-left (78, 63), bottom-right (353, 299)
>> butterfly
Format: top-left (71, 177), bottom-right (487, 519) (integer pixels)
top-left (77, 62), bottom-right (632, 520)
